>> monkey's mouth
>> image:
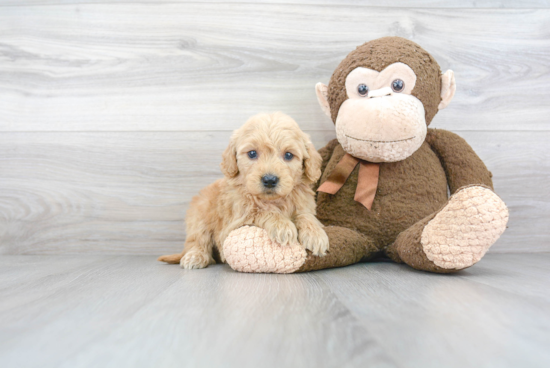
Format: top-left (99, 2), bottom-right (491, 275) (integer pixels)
top-left (345, 135), bottom-right (415, 143)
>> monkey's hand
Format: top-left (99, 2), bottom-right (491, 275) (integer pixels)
top-left (296, 214), bottom-right (329, 256)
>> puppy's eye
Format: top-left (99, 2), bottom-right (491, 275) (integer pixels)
top-left (391, 79), bottom-right (405, 93)
top-left (247, 150), bottom-right (258, 159)
top-left (357, 84), bottom-right (369, 96)
top-left (284, 152), bottom-right (294, 161)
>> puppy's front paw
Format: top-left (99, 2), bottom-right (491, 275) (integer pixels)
top-left (299, 224), bottom-right (330, 257)
top-left (267, 220), bottom-right (298, 246)
top-left (180, 250), bottom-right (214, 270)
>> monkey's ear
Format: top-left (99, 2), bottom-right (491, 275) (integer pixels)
top-left (220, 137), bottom-right (239, 178)
top-left (315, 83), bottom-right (331, 118)
top-left (438, 70), bottom-right (456, 110)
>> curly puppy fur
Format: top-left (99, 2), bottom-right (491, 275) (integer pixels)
top-left (158, 112), bottom-right (329, 269)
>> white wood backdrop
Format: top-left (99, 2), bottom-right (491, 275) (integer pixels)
top-left (0, 1), bottom-right (549, 255)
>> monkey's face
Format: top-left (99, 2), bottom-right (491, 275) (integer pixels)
top-left (315, 37), bottom-right (456, 163)
top-left (334, 62), bottom-right (427, 163)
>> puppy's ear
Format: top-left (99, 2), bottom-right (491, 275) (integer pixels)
top-left (220, 136), bottom-right (239, 178)
top-left (303, 138), bottom-right (322, 184)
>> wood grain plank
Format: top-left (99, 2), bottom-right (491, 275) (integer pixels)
top-left (318, 254), bottom-right (550, 368)
top-left (0, 5), bottom-right (548, 132)
top-left (458, 252), bottom-right (550, 303)
top-left (0, 130), bottom-right (334, 255)
top-left (2, 1), bottom-right (550, 8)
top-left (0, 255), bottom-right (397, 368)
top-left (0, 254), bottom-right (548, 368)
top-left (0, 130), bottom-right (546, 254)
top-left (0, 256), bottom-right (183, 368)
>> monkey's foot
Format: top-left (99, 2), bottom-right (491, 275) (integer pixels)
top-left (224, 225), bottom-right (375, 273)
top-left (223, 226), bottom-right (307, 273)
top-left (421, 185), bottom-right (509, 270)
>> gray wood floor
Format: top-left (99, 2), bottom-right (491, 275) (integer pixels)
top-left (1, 253), bottom-right (549, 368)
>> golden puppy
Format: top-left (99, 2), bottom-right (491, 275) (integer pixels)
top-left (158, 112), bottom-right (329, 269)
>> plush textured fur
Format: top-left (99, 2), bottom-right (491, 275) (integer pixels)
top-left (158, 112), bottom-right (329, 269)
top-left (222, 37), bottom-right (508, 274)
top-left (303, 130), bottom-right (504, 273)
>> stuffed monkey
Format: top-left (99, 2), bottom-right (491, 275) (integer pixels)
top-left (224, 37), bottom-right (509, 274)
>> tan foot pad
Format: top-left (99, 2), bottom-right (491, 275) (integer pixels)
top-left (223, 226), bottom-right (307, 273)
top-left (421, 186), bottom-right (509, 270)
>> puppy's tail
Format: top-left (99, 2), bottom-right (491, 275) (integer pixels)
top-left (157, 253), bottom-right (183, 264)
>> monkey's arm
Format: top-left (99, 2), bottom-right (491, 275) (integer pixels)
top-left (312, 138), bottom-right (340, 192)
top-left (426, 128), bottom-right (493, 194)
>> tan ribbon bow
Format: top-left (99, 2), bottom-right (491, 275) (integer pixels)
top-left (317, 154), bottom-right (380, 210)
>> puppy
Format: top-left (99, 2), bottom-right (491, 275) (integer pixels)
top-left (158, 112), bottom-right (329, 269)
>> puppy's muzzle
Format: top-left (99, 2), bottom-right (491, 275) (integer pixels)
top-left (261, 174), bottom-right (279, 189)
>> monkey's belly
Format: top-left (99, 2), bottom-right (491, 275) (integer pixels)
top-left (316, 142), bottom-right (448, 248)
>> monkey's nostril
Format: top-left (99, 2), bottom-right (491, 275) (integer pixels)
top-left (368, 87), bottom-right (393, 98)
top-left (262, 174), bottom-right (279, 188)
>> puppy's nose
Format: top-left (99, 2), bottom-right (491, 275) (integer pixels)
top-left (262, 174), bottom-right (279, 188)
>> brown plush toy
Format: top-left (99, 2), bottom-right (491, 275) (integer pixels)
top-left (223, 37), bottom-right (509, 274)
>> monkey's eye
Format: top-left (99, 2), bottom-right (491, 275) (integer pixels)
top-left (391, 79), bottom-right (405, 93)
top-left (357, 84), bottom-right (369, 96)
top-left (248, 150), bottom-right (258, 159)
top-left (284, 152), bottom-right (294, 161)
